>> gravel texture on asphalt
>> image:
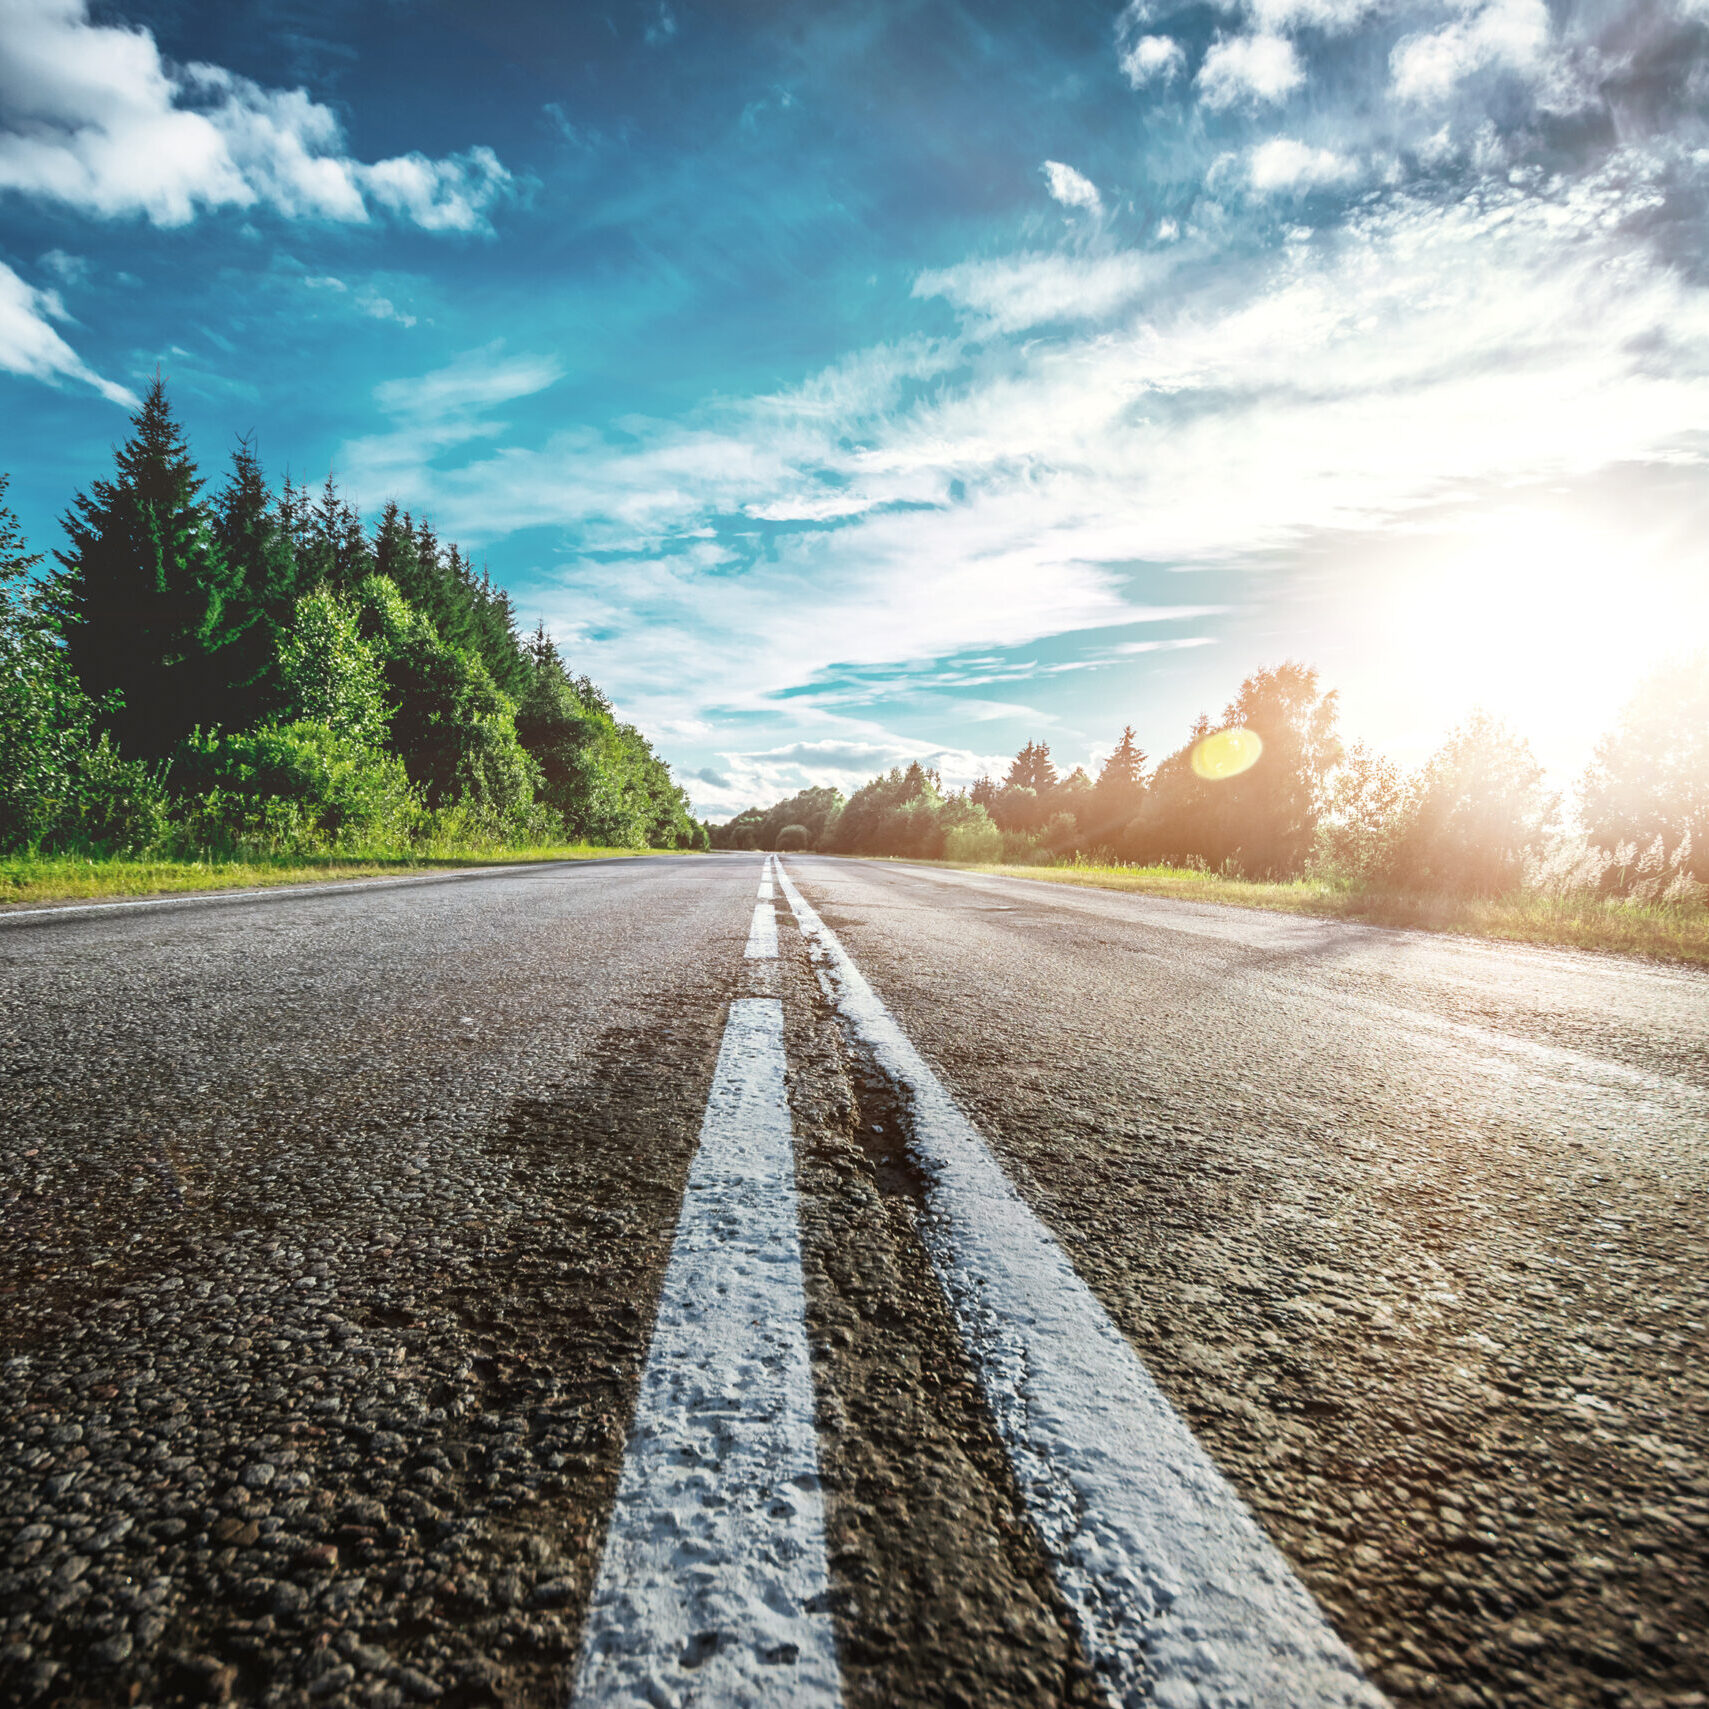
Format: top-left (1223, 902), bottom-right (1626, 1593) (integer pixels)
top-left (6, 851), bottom-right (1706, 1709)
top-left (782, 856), bottom-right (1709, 1709)
top-left (0, 860), bottom-right (744, 1708)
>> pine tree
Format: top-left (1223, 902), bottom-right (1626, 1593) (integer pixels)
top-left (52, 376), bottom-right (246, 756)
top-left (1090, 725), bottom-right (1147, 842)
top-left (334, 498), bottom-right (372, 590)
top-left (373, 501), bottom-right (420, 593)
top-left (216, 436), bottom-right (297, 624)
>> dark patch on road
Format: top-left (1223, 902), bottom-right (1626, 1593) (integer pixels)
top-left (776, 941), bottom-right (1097, 1709)
top-left (1, 925), bottom-right (735, 1709)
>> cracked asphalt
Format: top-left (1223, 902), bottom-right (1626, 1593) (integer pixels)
top-left (2, 853), bottom-right (1704, 1709)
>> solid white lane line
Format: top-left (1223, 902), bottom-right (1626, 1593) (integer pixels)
top-left (774, 860), bottom-right (1386, 1709)
top-left (573, 998), bottom-right (840, 1708)
top-left (745, 896), bottom-right (778, 960)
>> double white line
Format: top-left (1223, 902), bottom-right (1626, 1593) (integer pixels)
top-left (577, 855), bottom-right (1386, 1708)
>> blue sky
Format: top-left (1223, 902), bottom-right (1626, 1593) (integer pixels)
top-left (2, 0), bottom-right (1706, 817)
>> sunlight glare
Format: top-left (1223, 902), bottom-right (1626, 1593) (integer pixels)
top-left (1192, 726), bottom-right (1264, 780)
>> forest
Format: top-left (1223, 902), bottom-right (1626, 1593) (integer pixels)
top-left (0, 381), bottom-right (704, 863)
top-left (713, 660), bottom-right (1708, 906)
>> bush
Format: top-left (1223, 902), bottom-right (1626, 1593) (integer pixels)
top-left (172, 721), bottom-right (419, 854)
top-left (274, 588), bottom-right (389, 745)
top-left (0, 604), bottom-right (98, 853)
top-left (1391, 713), bottom-right (1556, 895)
top-left (356, 576), bottom-right (538, 819)
top-left (775, 823), bottom-right (811, 850)
top-left (64, 734), bottom-right (172, 856)
top-left (944, 817), bottom-right (1003, 863)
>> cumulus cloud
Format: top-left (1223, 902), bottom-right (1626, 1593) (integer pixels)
top-left (1120, 34), bottom-right (1187, 86)
top-left (1041, 159), bottom-right (1103, 215)
top-left (1198, 33), bottom-right (1305, 107)
top-left (1248, 0), bottom-right (1379, 31)
top-left (1247, 137), bottom-right (1360, 191)
top-left (0, 0), bottom-right (511, 229)
top-left (1390, 0), bottom-right (1552, 103)
top-left (0, 258), bottom-right (135, 405)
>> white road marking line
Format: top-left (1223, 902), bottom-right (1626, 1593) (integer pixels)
top-left (745, 893), bottom-right (778, 960)
top-left (573, 998), bottom-right (841, 1708)
top-left (774, 859), bottom-right (1387, 1709)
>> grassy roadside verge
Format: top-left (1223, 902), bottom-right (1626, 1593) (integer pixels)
top-left (0, 845), bottom-right (675, 909)
top-left (881, 858), bottom-right (1709, 968)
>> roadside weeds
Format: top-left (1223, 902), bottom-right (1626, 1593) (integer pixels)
top-left (0, 847), bottom-right (681, 910)
top-left (860, 859), bottom-right (1709, 968)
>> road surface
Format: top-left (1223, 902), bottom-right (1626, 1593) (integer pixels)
top-left (1, 852), bottom-right (1704, 1709)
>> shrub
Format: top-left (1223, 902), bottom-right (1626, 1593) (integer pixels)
top-left (0, 605), bottom-right (97, 853)
top-left (944, 817), bottom-right (1003, 863)
top-left (274, 587), bottom-right (389, 745)
top-left (1391, 713), bottom-right (1556, 895)
top-left (65, 734), bottom-right (172, 856)
top-left (173, 721), bottom-right (419, 854)
top-left (1580, 652), bottom-right (1709, 882)
top-left (775, 823), bottom-right (811, 850)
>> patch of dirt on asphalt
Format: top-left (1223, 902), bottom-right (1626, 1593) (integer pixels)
top-left (0, 1003), bottom-right (728, 1709)
top-left (778, 946), bottom-right (1097, 1709)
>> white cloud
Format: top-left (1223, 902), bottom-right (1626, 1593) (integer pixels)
top-left (1119, 34), bottom-right (1187, 86)
top-left (0, 258), bottom-right (135, 405)
top-left (1041, 159), bottom-right (1103, 215)
top-left (303, 273), bottom-right (418, 326)
top-left (0, 0), bottom-right (511, 229)
top-left (1198, 33), bottom-right (1305, 107)
top-left (692, 736), bottom-right (1018, 818)
top-left (1390, 0), bottom-right (1552, 103)
top-left (335, 160), bottom-right (1709, 787)
top-left (913, 251), bottom-right (1171, 333)
top-left (1248, 0), bottom-right (1379, 31)
top-left (1248, 137), bottom-right (1360, 191)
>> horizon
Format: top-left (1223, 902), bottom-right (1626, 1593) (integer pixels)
top-left (3, 0), bottom-right (1706, 820)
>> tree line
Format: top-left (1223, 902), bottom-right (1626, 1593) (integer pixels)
top-left (713, 660), bottom-right (1707, 900)
top-left (1, 380), bottom-right (705, 859)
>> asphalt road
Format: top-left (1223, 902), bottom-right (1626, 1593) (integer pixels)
top-left (1, 853), bottom-right (1704, 1709)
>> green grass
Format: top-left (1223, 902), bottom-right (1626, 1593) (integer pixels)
top-left (0, 845), bottom-right (675, 909)
top-left (895, 859), bottom-right (1709, 968)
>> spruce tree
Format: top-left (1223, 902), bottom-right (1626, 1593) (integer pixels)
top-left (213, 436), bottom-right (299, 724)
top-left (1091, 725), bottom-right (1147, 840)
top-left (53, 376), bottom-right (246, 756)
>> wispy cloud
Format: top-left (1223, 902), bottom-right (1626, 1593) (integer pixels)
top-left (0, 259), bottom-right (135, 406)
top-left (0, 0), bottom-right (512, 230)
top-left (1389, 0), bottom-right (1553, 103)
top-left (1041, 160), bottom-right (1103, 216)
top-left (1119, 33), bottom-right (1187, 86)
top-left (342, 147), bottom-right (1709, 778)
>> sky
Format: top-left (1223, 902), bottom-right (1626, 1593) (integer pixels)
top-left (1, 0), bottom-right (1706, 819)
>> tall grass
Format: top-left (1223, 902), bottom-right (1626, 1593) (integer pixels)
top-left (920, 840), bottom-right (1709, 967)
top-left (0, 844), bottom-right (667, 908)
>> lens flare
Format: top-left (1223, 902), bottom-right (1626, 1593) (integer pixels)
top-left (1191, 726), bottom-right (1263, 781)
